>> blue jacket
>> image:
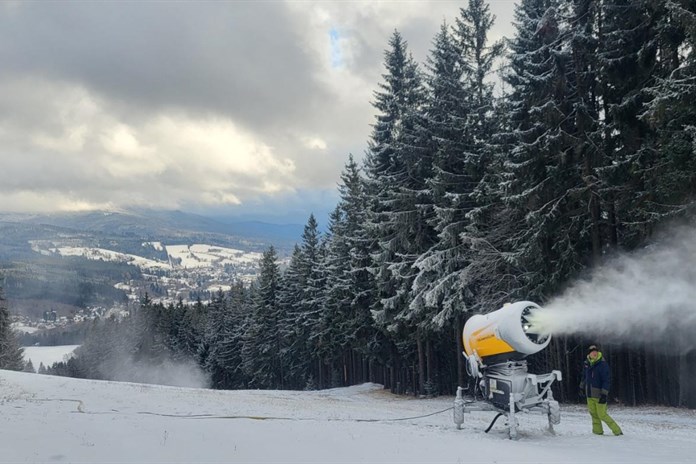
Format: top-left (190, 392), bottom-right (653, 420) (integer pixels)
top-left (579, 352), bottom-right (610, 399)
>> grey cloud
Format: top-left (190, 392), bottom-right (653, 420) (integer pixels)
top-left (0, 2), bottom-right (326, 130)
top-left (0, 1), bottom-right (518, 217)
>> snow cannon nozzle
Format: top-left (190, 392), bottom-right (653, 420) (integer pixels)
top-left (520, 305), bottom-right (550, 338)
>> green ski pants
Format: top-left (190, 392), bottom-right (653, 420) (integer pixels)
top-left (586, 398), bottom-right (623, 435)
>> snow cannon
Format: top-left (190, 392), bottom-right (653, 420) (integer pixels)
top-left (454, 301), bottom-right (561, 440)
top-left (462, 301), bottom-right (550, 372)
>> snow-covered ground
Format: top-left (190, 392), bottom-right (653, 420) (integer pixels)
top-left (1, 371), bottom-right (695, 463)
top-left (22, 345), bottom-right (79, 371)
top-left (50, 246), bottom-right (170, 270)
top-left (165, 244), bottom-right (262, 269)
top-left (11, 323), bottom-right (40, 334)
top-left (40, 243), bottom-right (262, 272)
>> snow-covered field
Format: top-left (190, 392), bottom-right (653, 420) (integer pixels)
top-left (50, 246), bottom-right (171, 270)
top-left (11, 323), bottom-right (40, 334)
top-left (1, 371), bottom-right (695, 463)
top-left (22, 345), bottom-right (80, 371)
top-left (165, 244), bottom-right (262, 269)
top-left (41, 244), bottom-right (262, 272)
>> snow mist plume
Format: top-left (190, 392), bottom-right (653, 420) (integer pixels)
top-left (106, 357), bottom-right (210, 389)
top-left (528, 225), bottom-right (696, 351)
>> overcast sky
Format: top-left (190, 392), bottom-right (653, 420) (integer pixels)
top-left (0, 1), bottom-right (517, 224)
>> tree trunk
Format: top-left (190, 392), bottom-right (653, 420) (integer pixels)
top-left (456, 315), bottom-right (465, 387)
top-left (644, 347), bottom-right (657, 403)
top-left (390, 342), bottom-right (398, 393)
top-left (573, 0), bottom-right (601, 264)
top-left (427, 338), bottom-right (436, 387)
top-left (417, 337), bottom-right (426, 396)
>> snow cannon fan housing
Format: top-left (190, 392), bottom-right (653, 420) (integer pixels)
top-left (462, 301), bottom-right (550, 366)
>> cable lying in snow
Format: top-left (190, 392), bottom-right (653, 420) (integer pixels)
top-left (31, 396), bottom-right (454, 423)
top-left (136, 412), bottom-right (218, 418)
top-left (31, 398), bottom-right (85, 413)
top-left (139, 407), bottom-right (455, 422)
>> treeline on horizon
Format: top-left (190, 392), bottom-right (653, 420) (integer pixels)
top-left (3, 0), bottom-right (696, 407)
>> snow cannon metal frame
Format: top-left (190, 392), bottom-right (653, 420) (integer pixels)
top-left (453, 301), bottom-right (561, 439)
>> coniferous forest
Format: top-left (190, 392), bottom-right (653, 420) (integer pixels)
top-left (11, 0), bottom-right (696, 407)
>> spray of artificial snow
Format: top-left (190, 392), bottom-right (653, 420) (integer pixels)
top-left (106, 357), bottom-right (210, 389)
top-left (528, 225), bottom-right (696, 351)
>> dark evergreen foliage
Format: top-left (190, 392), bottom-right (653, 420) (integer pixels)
top-left (242, 247), bottom-right (283, 388)
top-left (0, 286), bottom-right (24, 371)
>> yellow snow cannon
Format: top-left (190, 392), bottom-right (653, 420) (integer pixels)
top-left (454, 301), bottom-right (561, 439)
top-left (462, 301), bottom-right (550, 368)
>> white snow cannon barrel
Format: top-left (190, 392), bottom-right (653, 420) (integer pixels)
top-left (462, 301), bottom-right (550, 366)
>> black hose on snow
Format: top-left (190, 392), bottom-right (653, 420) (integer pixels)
top-left (484, 413), bottom-right (504, 433)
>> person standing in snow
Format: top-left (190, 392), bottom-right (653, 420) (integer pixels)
top-left (579, 344), bottom-right (623, 436)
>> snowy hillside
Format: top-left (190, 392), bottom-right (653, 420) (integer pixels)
top-left (1, 371), bottom-right (695, 463)
top-left (25, 242), bottom-right (268, 305)
top-left (43, 243), bottom-right (262, 272)
top-left (165, 244), bottom-right (262, 269)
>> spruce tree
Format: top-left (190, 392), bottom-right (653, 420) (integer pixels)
top-left (213, 282), bottom-right (251, 389)
top-left (455, 0), bottom-right (504, 136)
top-left (201, 290), bottom-right (228, 388)
top-left (413, 1), bottom-right (505, 325)
top-left (412, 1), bottom-right (506, 389)
top-left (498, 0), bottom-right (585, 301)
top-left (337, 155), bottom-right (381, 384)
top-left (364, 30), bottom-right (420, 334)
top-left (641, 1), bottom-right (696, 224)
top-left (568, 0), bottom-right (603, 263)
top-left (241, 247), bottom-right (282, 388)
top-left (597, 0), bottom-right (661, 249)
top-left (363, 30), bottom-right (430, 392)
top-left (316, 206), bottom-right (351, 386)
top-left (276, 245), bottom-right (303, 387)
top-left (280, 215), bottom-right (324, 388)
top-left (23, 359), bottom-right (35, 373)
top-left (0, 286), bottom-right (24, 371)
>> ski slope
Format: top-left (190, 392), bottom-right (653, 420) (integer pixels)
top-left (1, 370), bottom-right (695, 463)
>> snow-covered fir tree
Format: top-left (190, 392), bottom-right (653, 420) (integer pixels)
top-left (410, 21), bottom-right (465, 335)
top-left (23, 359), bottom-right (35, 373)
top-left (211, 282), bottom-right (251, 389)
top-left (316, 206), bottom-right (352, 386)
top-left (362, 29), bottom-right (436, 393)
top-left (640, 1), bottom-right (696, 230)
top-left (202, 290), bottom-right (232, 388)
top-left (241, 246), bottom-right (282, 389)
top-left (0, 286), bottom-right (25, 371)
top-left (498, 0), bottom-right (586, 301)
top-left (596, 0), bottom-right (662, 249)
top-left (276, 215), bottom-right (325, 388)
top-left (337, 155), bottom-right (383, 384)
